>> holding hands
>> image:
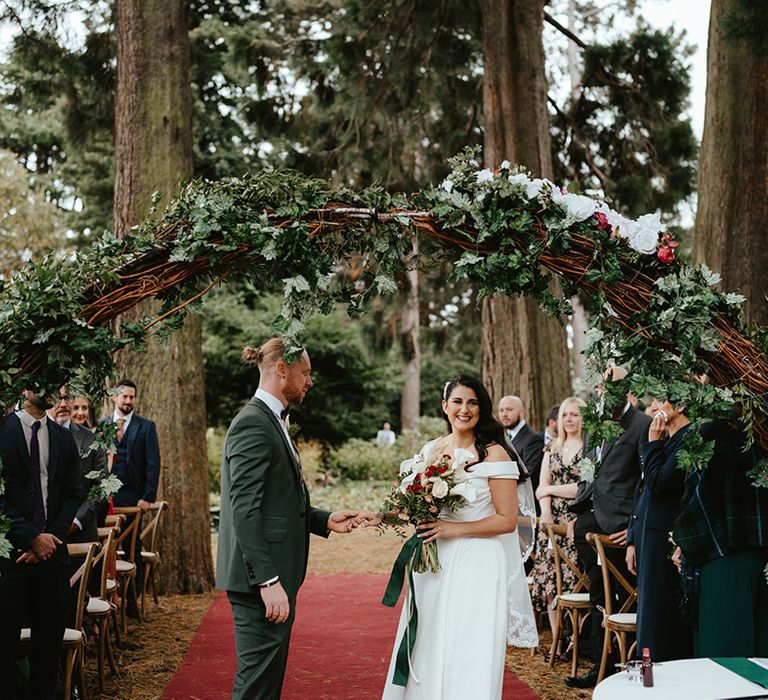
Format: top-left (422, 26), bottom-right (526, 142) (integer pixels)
top-left (327, 509), bottom-right (381, 533)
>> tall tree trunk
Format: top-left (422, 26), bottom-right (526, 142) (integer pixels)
top-left (480, 0), bottom-right (571, 428)
top-left (694, 0), bottom-right (768, 326)
top-left (400, 235), bottom-right (420, 430)
top-left (113, 0), bottom-right (214, 593)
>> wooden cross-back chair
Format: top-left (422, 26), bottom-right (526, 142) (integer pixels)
top-left (88, 526), bottom-right (120, 690)
top-left (19, 542), bottom-right (98, 700)
top-left (139, 501), bottom-right (168, 617)
top-left (546, 522), bottom-right (592, 677)
top-left (112, 506), bottom-right (144, 633)
top-left (586, 532), bottom-right (638, 683)
top-left (100, 514), bottom-right (125, 645)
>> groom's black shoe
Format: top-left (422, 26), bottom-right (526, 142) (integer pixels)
top-left (564, 665), bottom-right (600, 689)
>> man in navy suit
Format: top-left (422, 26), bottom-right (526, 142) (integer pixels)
top-left (103, 379), bottom-right (161, 611)
top-left (0, 389), bottom-right (82, 699)
top-left (105, 379), bottom-right (160, 511)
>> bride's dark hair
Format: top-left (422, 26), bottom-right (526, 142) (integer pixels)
top-left (441, 376), bottom-right (530, 482)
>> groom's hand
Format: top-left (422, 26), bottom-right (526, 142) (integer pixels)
top-left (328, 510), bottom-right (360, 533)
top-left (260, 582), bottom-right (290, 624)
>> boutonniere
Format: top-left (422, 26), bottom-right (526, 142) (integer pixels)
top-left (287, 420), bottom-right (301, 439)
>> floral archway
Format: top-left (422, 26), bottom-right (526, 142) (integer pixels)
top-left (1, 151), bottom-right (766, 550)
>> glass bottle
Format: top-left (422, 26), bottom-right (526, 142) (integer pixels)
top-left (642, 647), bottom-right (654, 687)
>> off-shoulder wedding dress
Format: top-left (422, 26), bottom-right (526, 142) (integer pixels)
top-left (382, 440), bottom-right (538, 700)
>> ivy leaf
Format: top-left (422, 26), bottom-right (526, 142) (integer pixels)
top-left (374, 274), bottom-right (397, 295)
top-left (283, 275), bottom-right (311, 296)
top-left (699, 265), bottom-right (721, 286)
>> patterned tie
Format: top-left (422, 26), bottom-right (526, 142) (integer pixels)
top-left (116, 417), bottom-right (126, 443)
top-left (29, 420), bottom-right (46, 530)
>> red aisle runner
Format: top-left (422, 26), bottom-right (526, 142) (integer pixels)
top-left (162, 573), bottom-right (539, 699)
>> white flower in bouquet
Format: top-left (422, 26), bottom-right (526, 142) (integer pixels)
top-left (440, 178), bottom-right (454, 193)
top-left (499, 160), bottom-right (511, 170)
top-left (627, 212), bottom-right (663, 254)
top-left (399, 452), bottom-right (427, 475)
top-left (449, 481), bottom-right (478, 502)
top-left (431, 478), bottom-right (449, 499)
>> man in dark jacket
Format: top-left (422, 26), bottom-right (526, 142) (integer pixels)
top-left (498, 395), bottom-right (544, 492)
top-left (0, 390), bottom-right (82, 699)
top-left (102, 379), bottom-right (160, 609)
top-left (566, 367), bottom-right (651, 689)
top-left (216, 338), bottom-right (379, 699)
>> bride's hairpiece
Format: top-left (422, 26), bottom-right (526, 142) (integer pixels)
top-left (442, 380), bottom-right (452, 400)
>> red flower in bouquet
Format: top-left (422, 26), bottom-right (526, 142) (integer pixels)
top-left (379, 448), bottom-right (476, 573)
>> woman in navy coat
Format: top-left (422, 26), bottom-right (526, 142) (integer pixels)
top-left (625, 398), bottom-right (692, 661)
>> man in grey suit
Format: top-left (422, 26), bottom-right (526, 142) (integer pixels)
top-left (47, 387), bottom-right (108, 543)
top-left (565, 367), bottom-right (651, 689)
top-left (216, 338), bottom-right (379, 700)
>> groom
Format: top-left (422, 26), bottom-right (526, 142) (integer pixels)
top-left (216, 337), bottom-right (377, 699)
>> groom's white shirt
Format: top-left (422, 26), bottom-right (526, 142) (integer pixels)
top-left (254, 388), bottom-right (298, 459)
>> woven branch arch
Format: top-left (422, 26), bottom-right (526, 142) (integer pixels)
top-left (3, 156), bottom-right (768, 468)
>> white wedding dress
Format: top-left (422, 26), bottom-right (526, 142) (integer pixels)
top-left (382, 440), bottom-right (538, 700)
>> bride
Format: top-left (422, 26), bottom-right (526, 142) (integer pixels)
top-left (382, 376), bottom-right (538, 700)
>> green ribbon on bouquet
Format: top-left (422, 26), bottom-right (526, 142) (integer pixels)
top-left (382, 532), bottom-right (422, 687)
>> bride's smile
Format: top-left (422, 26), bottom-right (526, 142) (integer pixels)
top-left (442, 385), bottom-right (480, 434)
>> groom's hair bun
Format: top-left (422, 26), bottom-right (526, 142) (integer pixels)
top-left (242, 337), bottom-right (286, 370)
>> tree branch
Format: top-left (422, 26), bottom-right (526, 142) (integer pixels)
top-left (544, 11), bottom-right (588, 50)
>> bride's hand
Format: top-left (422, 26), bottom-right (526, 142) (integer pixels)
top-left (416, 519), bottom-right (458, 543)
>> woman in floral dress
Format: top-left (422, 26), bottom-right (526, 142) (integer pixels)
top-left (530, 396), bottom-right (586, 647)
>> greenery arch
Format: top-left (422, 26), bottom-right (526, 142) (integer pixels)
top-left (1, 151), bottom-right (767, 552)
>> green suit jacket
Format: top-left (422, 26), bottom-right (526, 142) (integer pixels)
top-left (215, 397), bottom-right (331, 598)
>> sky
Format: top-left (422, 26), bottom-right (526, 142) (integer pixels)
top-left (641, 0), bottom-right (711, 138)
top-left (1, 1), bottom-right (710, 139)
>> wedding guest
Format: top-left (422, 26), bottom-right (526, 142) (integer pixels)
top-left (498, 395), bottom-right (545, 493)
top-left (47, 387), bottom-right (109, 544)
top-left (530, 396), bottom-right (585, 647)
top-left (625, 397), bottom-right (692, 661)
top-left (376, 421), bottom-right (396, 446)
top-left (543, 405), bottom-right (559, 445)
top-left (70, 394), bottom-right (96, 428)
top-left (674, 417), bottom-right (768, 657)
top-left (0, 389), bottom-right (82, 700)
top-left (102, 379), bottom-right (161, 613)
top-left (216, 338), bottom-right (379, 700)
top-left (383, 376), bottom-right (538, 699)
top-left (566, 367), bottom-right (650, 689)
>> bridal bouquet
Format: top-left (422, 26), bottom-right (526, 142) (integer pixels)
top-left (379, 447), bottom-right (476, 573)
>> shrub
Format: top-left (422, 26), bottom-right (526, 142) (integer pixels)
top-left (326, 416), bottom-right (446, 481)
top-left (207, 426), bottom-right (225, 493)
